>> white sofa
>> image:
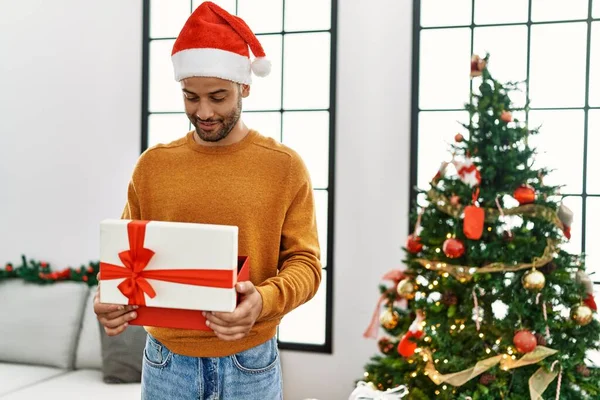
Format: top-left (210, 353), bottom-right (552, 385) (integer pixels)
top-left (0, 280), bottom-right (141, 399)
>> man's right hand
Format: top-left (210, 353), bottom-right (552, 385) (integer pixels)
top-left (93, 283), bottom-right (138, 336)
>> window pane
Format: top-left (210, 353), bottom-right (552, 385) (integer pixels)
top-left (315, 190), bottom-right (329, 265)
top-left (283, 33), bottom-right (330, 110)
top-left (238, 0), bottom-right (283, 33)
top-left (586, 198), bottom-right (600, 277)
top-left (282, 111), bottom-right (329, 189)
top-left (151, 0), bottom-right (191, 39)
top-left (590, 23), bottom-right (600, 107)
top-left (473, 25), bottom-right (528, 107)
top-left (421, 0), bottom-right (471, 27)
top-left (149, 40), bottom-right (183, 112)
top-left (419, 28), bottom-right (471, 109)
top-left (528, 110), bottom-right (585, 194)
top-left (148, 114), bottom-right (190, 147)
top-left (243, 35), bottom-right (283, 111)
top-left (474, 0), bottom-right (528, 24)
top-left (529, 23), bottom-right (587, 108)
top-left (417, 111), bottom-right (470, 189)
top-left (242, 111), bottom-right (281, 142)
top-left (278, 269), bottom-right (327, 345)
top-left (595, 0), bottom-right (600, 18)
top-left (587, 111), bottom-right (600, 194)
top-left (284, 0), bottom-right (331, 32)
top-left (192, 0), bottom-right (235, 15)
top-left (531, 0), bottom-right (588, 22)
top-left (557, 195), bottom-right (582, 255)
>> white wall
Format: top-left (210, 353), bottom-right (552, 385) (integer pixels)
top-left (0, 0), bottom-right (142, 265)
top-left (0, 0), bottom-right (413, 399)
top-left (280, 1), bottom-right (413, 399)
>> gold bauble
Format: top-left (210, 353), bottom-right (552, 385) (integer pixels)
top-left (571, 305), bottom-right (593, 326)
top-left (522, 269), bottom-right (546, 291)
top-left (396, 278), bottom-right (415, 300)
top-left (380, 309), bottom-right (400, 330)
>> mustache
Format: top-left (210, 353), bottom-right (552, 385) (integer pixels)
top-left (192, 116), bottom-right (222, 124)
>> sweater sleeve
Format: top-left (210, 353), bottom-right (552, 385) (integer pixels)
top-left (121, 179), bottom-right (141, 220)
top-left (255, 164), bottom-right (322, 321)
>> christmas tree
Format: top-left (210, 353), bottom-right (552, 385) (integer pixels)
top-left (360, 55), bottom-right (600, 399)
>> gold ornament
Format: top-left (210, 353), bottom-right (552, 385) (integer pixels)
top-left (571, 305), bottom-right (593, 326)
top-left (396, 278), bottom-right (415, 300)
top-left (380, 309), bottom-right (400, 330)
top-left (522, 269), bottom-right (546, 291)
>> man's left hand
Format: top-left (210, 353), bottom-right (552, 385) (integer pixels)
top-left (204, 281), bottom-right (263, 341)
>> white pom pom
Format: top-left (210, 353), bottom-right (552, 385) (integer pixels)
top-left (251, 57), bottom-right (271, 77)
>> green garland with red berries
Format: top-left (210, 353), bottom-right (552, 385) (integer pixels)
top-left (1, 255), bottom-right (99, 286)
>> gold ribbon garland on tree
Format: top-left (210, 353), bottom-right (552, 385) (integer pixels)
top-left (427, 189), bottom-right (565, 230)
top-left (413, 239), bottom-right (558, 282)
top-left (420, 346), bottom-right (561, 399)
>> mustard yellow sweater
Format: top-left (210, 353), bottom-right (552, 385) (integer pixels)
top-left (121, 130), bottom-right (322, 357)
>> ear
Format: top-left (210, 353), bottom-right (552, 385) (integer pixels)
top-left (240, 84), bottom-right (250, 98)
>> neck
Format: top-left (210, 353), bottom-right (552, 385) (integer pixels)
top-left (193, 119), bottom-right (249, 147)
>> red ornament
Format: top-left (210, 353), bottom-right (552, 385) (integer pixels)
top-left (463, 205), bottom-right (485, 240)
top-left (455, 133), bottom-right (464, 142)
top-left (398, 312), bottom-right (425, 358)
top-left (584, 294), bottom-right (598, 312)
top-left (500, 111), bottom-right (512, 123)
top-left (87, 267), bottom-right (95, 274)
top-left (513, 330), bottom-right (537, 353)
top-left (82, 276), bottom-right (89, 282)
top-left (450, 195), bottom-right (461, 206)
top-left (76, 268), bottom-right (82, 274)
top-left (513, 185), bottom-right (536, 205)
top-left (443, 238), bottom-right (465, 258)
top-left (5, 265), bottom-right (13, 272)
top-left (40, 262), bottom-right (48, 269)
top-left (406, 235), bottom-right (423, 254)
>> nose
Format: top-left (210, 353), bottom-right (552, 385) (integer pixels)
top-left (195, 100), bottom-right (214, 121)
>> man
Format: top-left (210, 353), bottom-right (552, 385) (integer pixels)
top-left (93, 2), bottom-right (322, 399)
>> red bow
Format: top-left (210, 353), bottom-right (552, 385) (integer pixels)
top-left (100, 221), bottom-right (234, 305)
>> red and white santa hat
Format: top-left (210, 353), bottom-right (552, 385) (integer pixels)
top-left (171, 1), bottom-right (271, 84)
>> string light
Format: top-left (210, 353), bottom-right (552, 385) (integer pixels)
top-left (451, 324), bottom-right (457, 330)
top-left (435, 248), bottom-right (441, 253)
top-left (444, 359), bottom-right (449, 364)
top-left (411, 372), bottom-right (418, 377)
top-left (442, 272), bottom-right (449, 278)
top-left (479, 333), bottom-right (485, 338)
top-left (486, 348), bottom-right (492, 354)
top-left (433, 280), bottom-right (439, 286)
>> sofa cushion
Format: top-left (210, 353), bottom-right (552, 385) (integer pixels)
top-left (0, 279), bottom-right (89, 369)
top-left (100, 323), bottom-right (147, 383)
top-left (0, 362), bottom-right (66, 397)
top-left (75, 286), bottom-right (102, 370)
top-left (0, 369), bottom-right (141, 400)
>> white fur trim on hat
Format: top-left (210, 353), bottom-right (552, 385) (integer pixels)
top-left (172, 48), bottom-right (252, 84)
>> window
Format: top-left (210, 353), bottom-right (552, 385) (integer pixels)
top-left (142, 0), bottom-right (336, 353)
top-left (411, 0), bottom-right (600, 361)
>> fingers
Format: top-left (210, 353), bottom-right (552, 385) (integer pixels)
top-left (104, 322), bottom-right (129, 337)
top-left (213, 330), bottom-right (248, 342)
top-left (235, 281), bottom-right (256, 295)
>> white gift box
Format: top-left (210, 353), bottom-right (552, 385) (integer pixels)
top-left (99, 219), bottom-right (244, 315)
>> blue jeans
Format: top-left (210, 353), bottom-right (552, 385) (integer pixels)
top-left (141, 334), bottom-right (283, 400)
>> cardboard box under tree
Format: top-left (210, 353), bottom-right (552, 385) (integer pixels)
top-left (99, 219), bottom-right (249, 330)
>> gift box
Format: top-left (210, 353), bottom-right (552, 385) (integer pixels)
top-left (99, 219), bottom-right (249, 330)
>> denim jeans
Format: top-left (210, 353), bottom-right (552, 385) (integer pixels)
top-left (141, 334), bottom-right (283, 400)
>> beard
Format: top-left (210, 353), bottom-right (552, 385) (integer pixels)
top-left (188, 95), bottom-right (242, 143)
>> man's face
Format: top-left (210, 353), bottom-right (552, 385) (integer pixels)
top-left (181, 77), bottom-right (250, 142)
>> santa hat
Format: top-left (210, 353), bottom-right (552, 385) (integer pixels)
top-left (171, 1), bottom-right (271, 84)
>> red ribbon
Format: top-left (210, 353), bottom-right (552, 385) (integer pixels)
top-left (100, 221), bottom-right (235, 305)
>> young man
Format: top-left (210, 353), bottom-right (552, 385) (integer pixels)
top-left (93, 2), bottom-right (322, 399)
